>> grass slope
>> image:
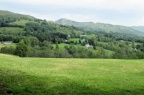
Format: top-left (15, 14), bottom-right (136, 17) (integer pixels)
top-left (0, 54), bottom-right (144, 95)
top-left (0, 10), bottom-right (34, 20)
top-left (13, 20), bottom-right (32, 26)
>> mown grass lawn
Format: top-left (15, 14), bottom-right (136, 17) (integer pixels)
top-left (0, 54), bottom-right (144, 95)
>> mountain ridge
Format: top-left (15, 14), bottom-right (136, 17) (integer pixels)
top-left (130, 26), bottom-right (144, 32)
top-left (56, 18), bottom-right (144, 37)
top-left (0, 10), bottom-right (144, 38)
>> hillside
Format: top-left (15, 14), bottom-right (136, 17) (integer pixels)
top-left (0, 10), bottom-right (144, 59)
top-left (56, 18), bottom-right (144, 37)
top-left (0, 10), bottom-right (35, 20)
top-left (131, 26), bottom-right (144, 32)
top-left (0, 10), bottom-right (85, 41)
top-left (0, 54), bottom-right (144, 95)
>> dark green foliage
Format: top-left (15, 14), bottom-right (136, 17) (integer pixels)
top-left (132, 39), bottom-right (135, 48)
top-left (56, 42), bottom-right (59, 49)
top-left (14, 41), bottom-right (29, 57)
top-left (54, 49), bottom-right (71, 58)
top-left (136, 43), bottom-right (144, 52)
top-left (79, 39), bottom-right (81, 44)
top-left (0, 46), bottom-right (15, 54)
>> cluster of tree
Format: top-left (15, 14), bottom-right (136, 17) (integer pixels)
top-left (0, 17), bottom-right (25, 28)
top-left (0, 17), bottom-right (17, 25)
top-left (1, 37), bottom-right (144, 59)
top-left (0, 41), bottom-right (109, 58)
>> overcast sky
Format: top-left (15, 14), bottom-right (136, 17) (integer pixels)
top-left (0, 0), bottom-right (144, 26)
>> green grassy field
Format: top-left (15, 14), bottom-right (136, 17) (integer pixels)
top-left (68, 38), bottom-right (80, 43)
top-left (0, 54), bottom-right (144, 95)
top-left (13, 20), bottom-right (35, 26)
top-left (86, 34), bottom-right (95, 39)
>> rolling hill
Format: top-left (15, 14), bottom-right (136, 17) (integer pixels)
top-left (1, 10), bottom-right (144, 38)
top-left (56, 18), bottom-right (144, 37)
top-left (0, 10), bottom-right (144, 59)
top-left (0, 10), bottom-right (35, 20)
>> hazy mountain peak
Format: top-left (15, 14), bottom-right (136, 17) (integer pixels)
top-left (130, 26), bottom-right (144, 32)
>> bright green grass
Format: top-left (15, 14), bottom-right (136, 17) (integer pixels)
top-left (0, 54), bottom-right (144, 95)
top-left (68, 38), bottom-right (80, 42)
top-left (104, 48), bottom-right (114, 55)
top-left (0, 27), bottom-right (23, 32)
top-left (13, 20), bottom-right (33, 26)
top-left (0, 43), bottom-right (16, 48)
top-left (86, 34), bottom-right (95, 39)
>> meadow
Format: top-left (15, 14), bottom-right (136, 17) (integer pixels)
top-left (13, 20), bottom-right (32, 26)
top-left (0, 54), bottom-right (144, 95)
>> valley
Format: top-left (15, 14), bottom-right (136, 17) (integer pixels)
top-left (0, 10), bottom-right (144, 59)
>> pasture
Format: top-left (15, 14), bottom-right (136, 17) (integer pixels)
top-left (0, 54), bottom-right (144, 95)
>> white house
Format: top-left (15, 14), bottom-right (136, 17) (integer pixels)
top-left (80, 35), bottom-right (87, 37)
top-left (85, 44), bottom-right (93, 48)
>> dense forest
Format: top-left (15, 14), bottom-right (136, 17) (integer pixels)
top-left (0, 10), bottom-right (144, 59)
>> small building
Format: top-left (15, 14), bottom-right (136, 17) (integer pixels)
top-left (85, 44), bottom-right (93, 48)
top-left (82, 39), bottom-right (85, 42)
top-left (3, 41), bottom-right (12, 44)
top-left (80, 35), bottom-right (87, 37)
top-left (64, 40), bottom-right (68, 42)
top-left (133, 48), bottom-right (137, 51)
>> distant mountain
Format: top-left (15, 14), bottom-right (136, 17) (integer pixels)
top-left (0, 10), bottom-right (35, 20)
top-left (130, 26), bottom-right (144, 32)
top-left (56, 18), bottom-right (144, 37)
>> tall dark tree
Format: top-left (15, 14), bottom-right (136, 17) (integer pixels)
top-left (15, 40), bottom-right (29, 57)
top-left (56, 42), bottom-right (59, 49)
